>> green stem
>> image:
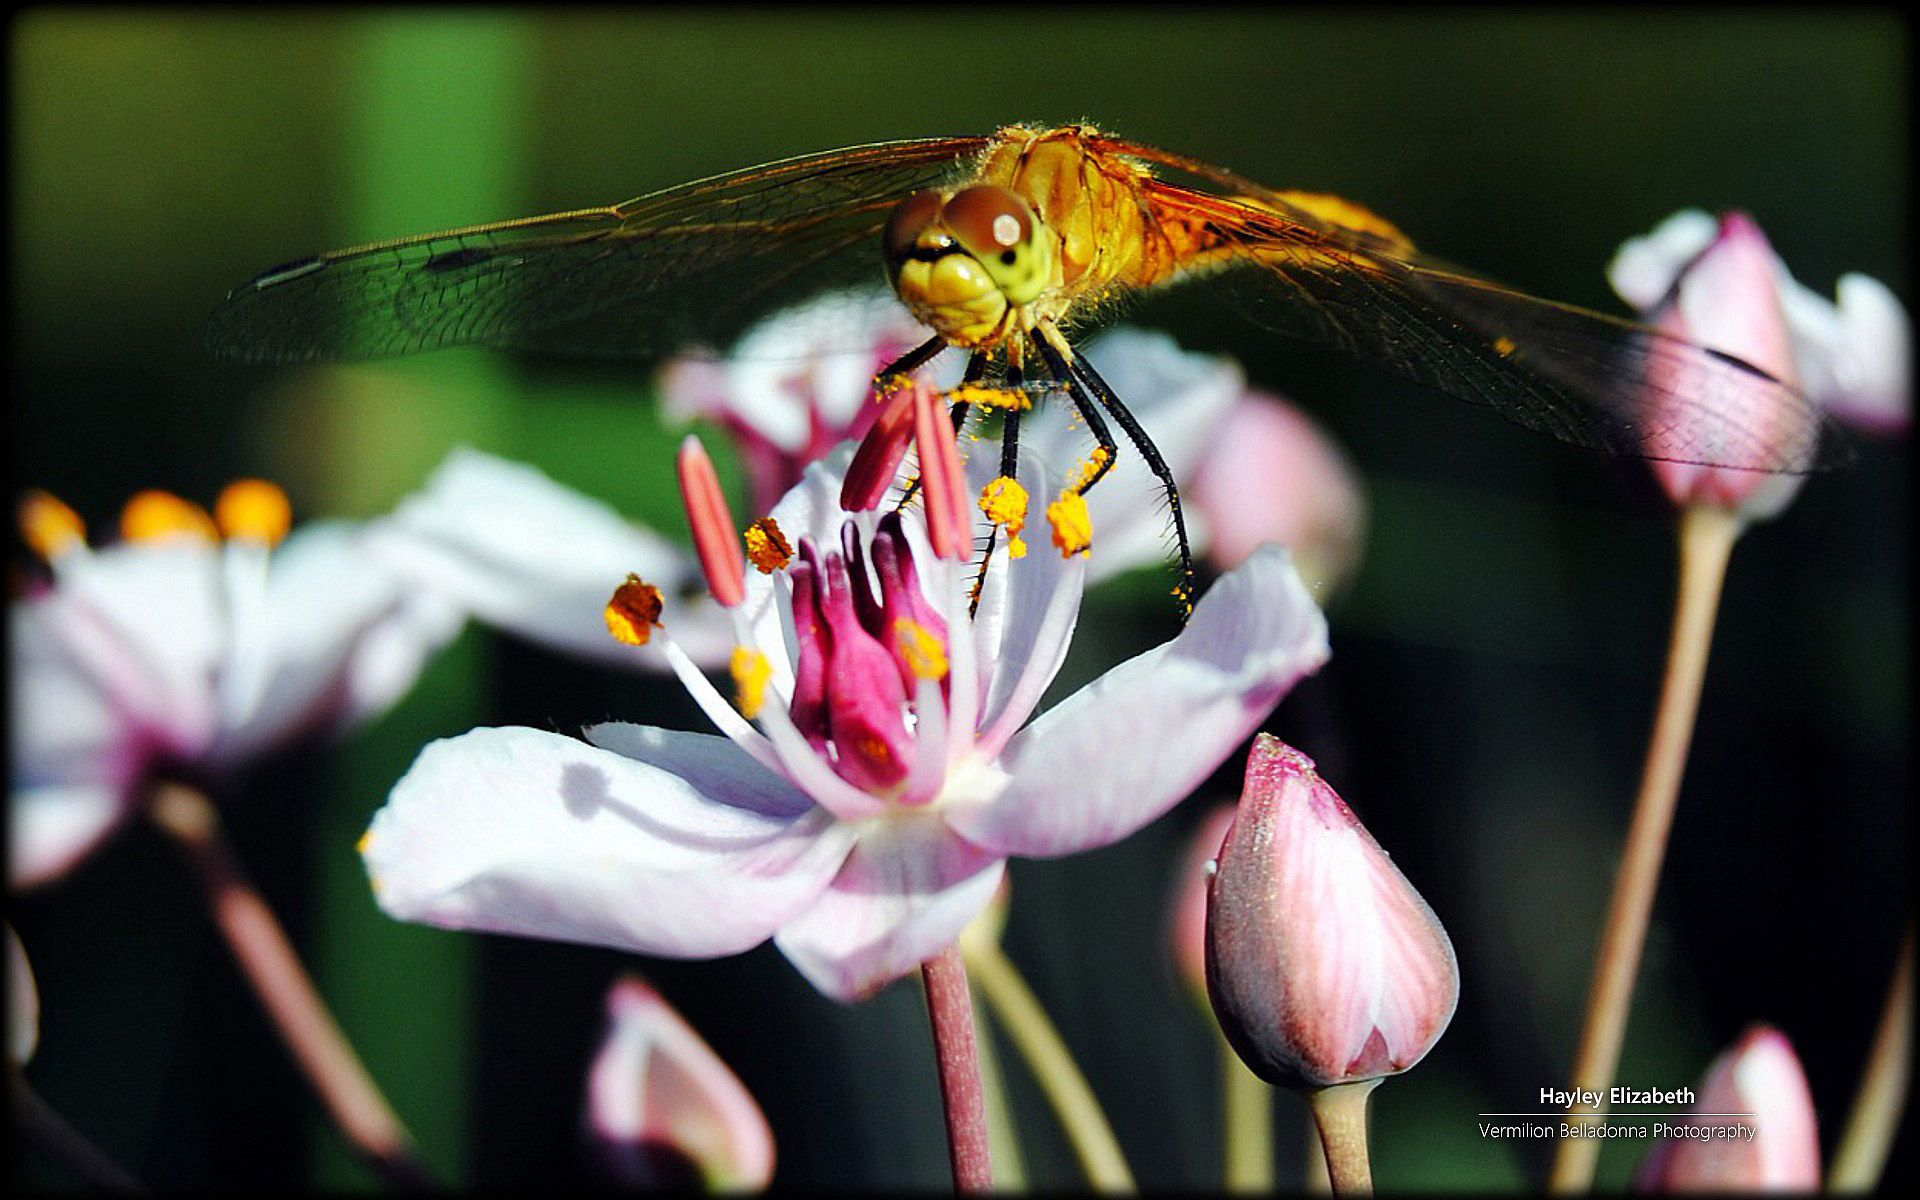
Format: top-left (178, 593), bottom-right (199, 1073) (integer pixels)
top-left (970, 981), bottom-right (1029, 1188)
top-left (1306, 1079), bottom-right (1379, 1194)
top-left (1827, 918), bottom-right (1913, 1191)
top-left (962, 935), bottom-right (1136, 1190)
top-left (1549, 505), bottom-right (1739, 1191)
top-left (922, 942), bottom-right (994, 1192)
top-left (1218, 1023), bottom-right (1273, 1191)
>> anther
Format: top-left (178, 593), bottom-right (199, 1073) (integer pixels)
top-left (18, 490), bottom-right (87, 561)
top-left (604, 575), bottom-right (665, 647)
top-left (743, 517), bottom-right (792, 573)
top-left (676, 436), bottom-right (745, 609)
top-left (842, 385), bottom-right (919, 513)
top-left (912, 381), bottom-right (970, 561)
top-left (214, 479), bottom-right (292, 546)
top-left (120, 490), bottom-right (218, 544)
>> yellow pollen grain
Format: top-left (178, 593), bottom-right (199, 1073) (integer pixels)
top-left (978, 475), bottom-right (1028, 537)
top-left (730, 646), bottom-right (771, 719)
top-left (214, 479), bottom-right (292, 546)
top-left (1492, 335), bottom-right (1517, 358)
top-left (18, 490), bottom-right (87, 561)
top-left (120, 490), bottom-right (218, 544)
top-left (894, 619), bottom-right (950, 682)
top-left (1067, 447), bottom-right (1111, 493)
top-left (1047, 491), bottom-right (1093, 558)
top-left (743, 516), bottom-right (792, 573)
top-left (951, 384), bottom-right (1028, 412)
top-left (604, 574), bottom-right (664, 647)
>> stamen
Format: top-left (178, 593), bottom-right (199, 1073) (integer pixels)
top-left (120, 490), bottom-right (217, 544)
top-left (743, 516), bottom-right (792, 573)
top-left (214, 479), bottom-right (292, 546)
top-left (841, 384), bottom-right (918, 512)
top-left (913, 381), bottom-right (970, 562)
top-left (978, 476), bottom-right (1029, 560)
top-left (604, 574), bottom-right (665, 647)
top-left (676, 436), bottom-right (746, 609)
top-left (729, 646), bottom-right (772, 719)
top-left (1046, 491), bottom-right (1093, 558)
top-left (18, 490), bottom-right (87, 561)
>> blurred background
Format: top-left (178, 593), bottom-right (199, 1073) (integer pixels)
top-left (10, 8), bottom-right (1907, 1191)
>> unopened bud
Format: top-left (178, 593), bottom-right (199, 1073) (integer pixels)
top-left (1205, 735), bottom-right (1458, 1090)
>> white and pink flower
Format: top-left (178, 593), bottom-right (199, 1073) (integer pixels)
top-left (362, 383), bottom-right (1330, 1002)
top-left (9, 482), bottom-right (461, 889)
top-left (1608, 208), bottom-right (1909, 518)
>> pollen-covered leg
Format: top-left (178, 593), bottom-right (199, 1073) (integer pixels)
top-left (1030, 331), bottom-right (1120, 565)
top-left (1039, 328), bottom-right (1197, 615)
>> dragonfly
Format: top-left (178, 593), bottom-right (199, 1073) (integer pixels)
top-left (207, 124), bottom-right (1839, 604)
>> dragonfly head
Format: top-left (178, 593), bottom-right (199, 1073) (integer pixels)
top-left (882, 184), bottom-right (1056, 347)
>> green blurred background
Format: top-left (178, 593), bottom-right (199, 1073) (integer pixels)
top-left (9, 8), bottom-right (1908, 1191)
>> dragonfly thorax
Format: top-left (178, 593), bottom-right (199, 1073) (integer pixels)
top-left (881, 184), bottom-right (1063, 349)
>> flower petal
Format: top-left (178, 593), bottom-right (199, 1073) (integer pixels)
top-left (30, 539), bottom-right (226, 754)
top-left (213, 521), bottom-right (463, 764)
top-left (1606, 208), bottom-right (1718, 312)
top-left (1186, 393), bottom-right (1367, 595)
top-left (8, 781), bottom-right (137, 891)
top-left (363, 726), bottom-right (853, 958)
top-left (950, 545), bottom-right (1329, 857)
top-left (773, 814), bottom-right (1005, 1002)
top-left (966, 449), bottom-right (1084, 746)
top-left (365, 448), bottom-right (735, 669)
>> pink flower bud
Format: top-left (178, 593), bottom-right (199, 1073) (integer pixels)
top-left (1186, 393), bottom-right (1366, 601)
top-left (1637, 212), bottom-right (1811, 519)
top-left (1633, 1024), bottom-right (1820, 1191)
top-left (586, 974), bottom-right (775, 1191)
top-left (1205, 735), bottom-right (1458, 1090)
top-left (7, 925), bottom-right (37, 1067)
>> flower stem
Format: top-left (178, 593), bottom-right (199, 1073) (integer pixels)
top-left (1218, 1024), bottom-right (1272, 1191)
top-left (1827, 918), bottom-right (1914, 1191)
top-left (922, 942), bottom-right (994, 1192)
top-left (962, 934), bottom-right (1136, 1191)
top-left (1549, 504), bottom-right (1739, 1191)
top-left (10, 1073), bottom-right (146, 1191)
top-left (145, 780), bottom-right (439, 1191)
top-left (1306, 1079), bottom-right (1378, 1194)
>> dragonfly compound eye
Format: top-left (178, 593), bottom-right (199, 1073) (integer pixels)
top-left (882, 190), bottom-right (947, 270)
top-left (940, 185), bottom-right (1051, 306)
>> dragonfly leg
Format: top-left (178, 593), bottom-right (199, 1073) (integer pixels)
top-left (873, 334), bottom-right (949, 395)
top-left (1034, 328), bottom-right (1197, 616)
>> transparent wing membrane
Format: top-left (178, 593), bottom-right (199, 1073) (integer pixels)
top-left (207, 128), bottom-right (1842, 475)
